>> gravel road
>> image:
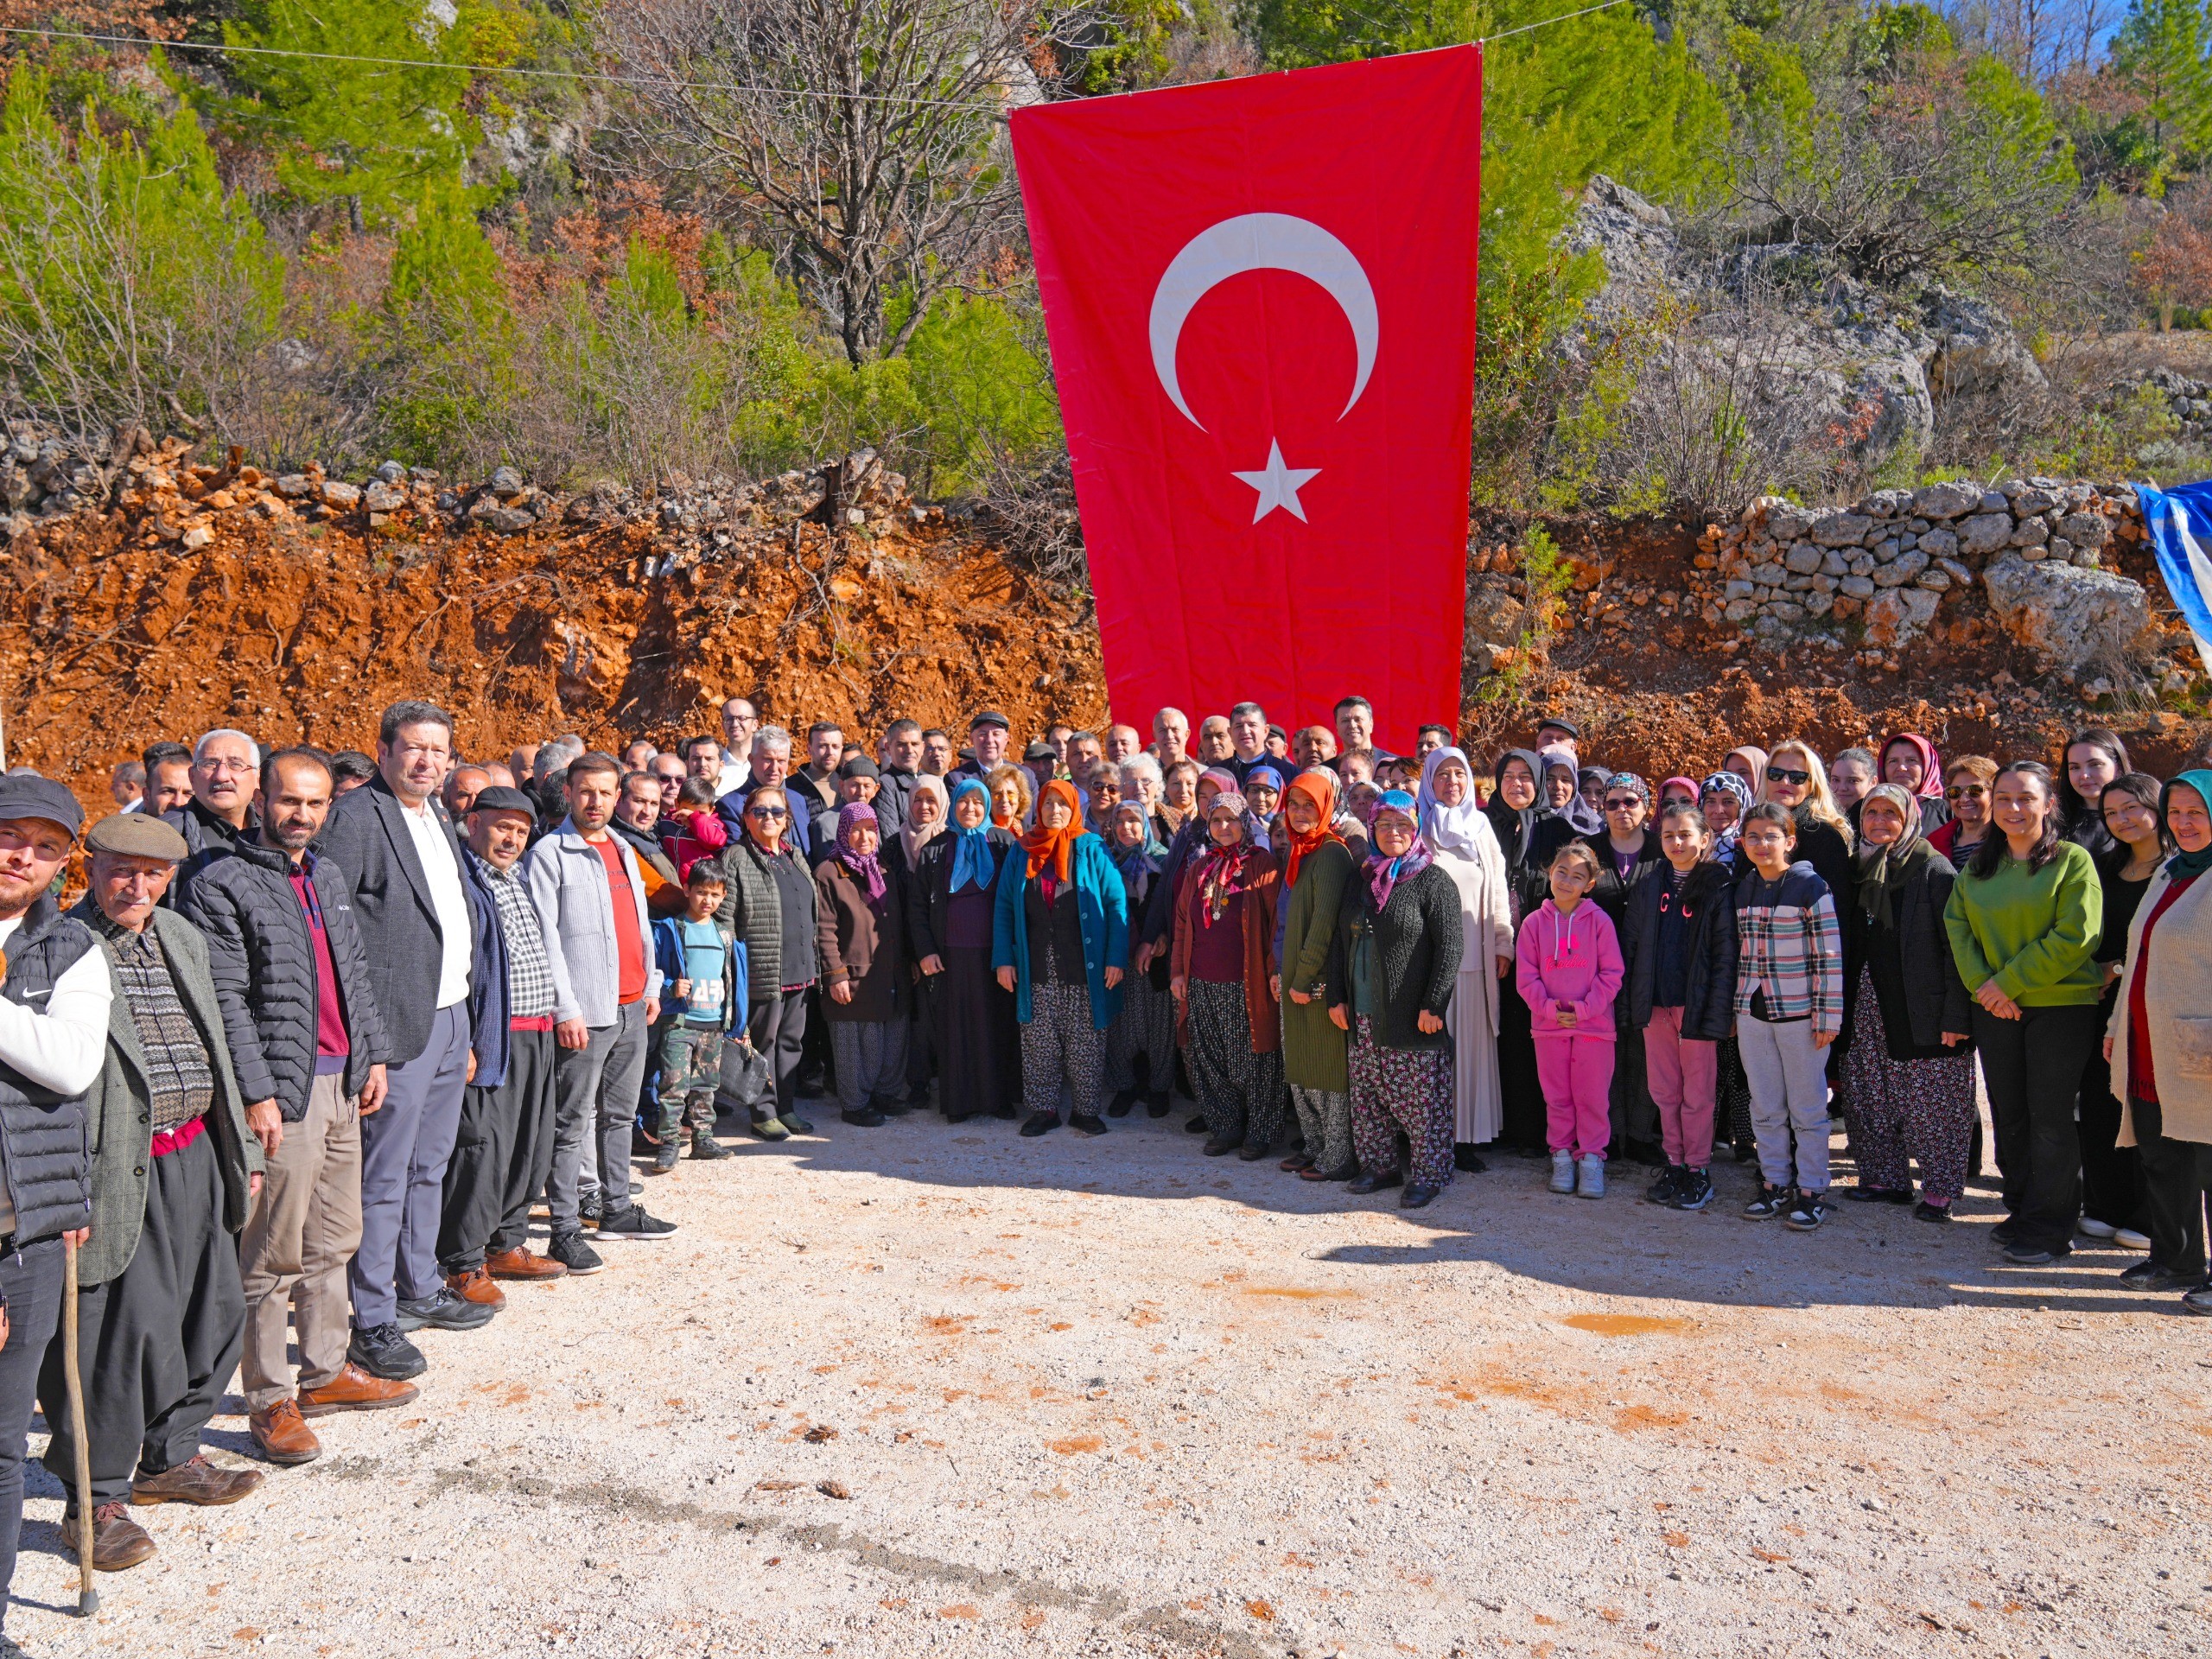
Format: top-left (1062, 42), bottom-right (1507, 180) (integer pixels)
top-left (16, 1107), bottom-right (2209, 1658)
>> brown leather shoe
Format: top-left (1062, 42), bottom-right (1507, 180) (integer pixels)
top-left (250, 1399), bottom-right (322, 1465)
top-left (485, 1244), bottom-right (567, 1281)
top-left (298, 1361), bottom-right (421, 1418)
top-left (130, 1454), bottom-right (264, 1507)
top-left (444, 1263), bottom-right (508, 1308)
top-left (64, 1500), bottom-right (156, 1571)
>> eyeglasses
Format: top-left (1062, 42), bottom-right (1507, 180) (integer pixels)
top-left (747, 806), bottom-right (788, 821)
top-left (1765, 766), bottom-right (1811, 785)
top-left (1947, 784), bottom-right (1986, 798)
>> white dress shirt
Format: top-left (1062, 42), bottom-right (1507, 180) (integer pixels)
top-left (399, 799), bottom-right (474, 1009)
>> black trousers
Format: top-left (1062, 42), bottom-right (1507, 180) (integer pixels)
top-left (2131, 1096), bottom-right (2212, 1280)
top-left (906, 976), bottom-right (939, 1103)
top-left (748, 985), bottom-right (810, 1121)
top-left (1974, 1001), bottom-right (2101, 1253)
top-left (2076, 988), bottom-right (2146, 1230)
top-left (1496, 988), bottom-right (1546, 1152)
top-left (41, 1131), bottom-right (242, 1509)
top-left (440, 1027), bottom-right (558, 1272)
top-left (0, 1236), bottom-right (61, 1631)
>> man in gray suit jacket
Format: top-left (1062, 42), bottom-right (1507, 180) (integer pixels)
top-left (524, 753), bottom-right (676, 1259)
top-left (311, 701), bottom-right (485, 1382)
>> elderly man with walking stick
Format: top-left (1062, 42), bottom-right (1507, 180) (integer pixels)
top-left (0, 779), bottom-right (108, 1636)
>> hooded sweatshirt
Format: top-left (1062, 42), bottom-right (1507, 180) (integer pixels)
top-left (1515, 898), bottom-right (1623, 1039)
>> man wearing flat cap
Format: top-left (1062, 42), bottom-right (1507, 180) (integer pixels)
top-left (180, 747), bottom-right (404, 1467)
top-left (43, 807), bottom-right (263, 1573)
top-left (439, 786), bottom-right (572, 1290)
top-left (947, 710), bottom-right (1011, 786)
top-left (0, 779), bottom-right (106, 1633)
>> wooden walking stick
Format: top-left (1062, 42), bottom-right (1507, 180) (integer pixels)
top-left (61, 1236), bottom-right (98, 1615)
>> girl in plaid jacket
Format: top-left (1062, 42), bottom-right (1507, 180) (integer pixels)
top-left (1732, 803), bottom-right (1846, 1230)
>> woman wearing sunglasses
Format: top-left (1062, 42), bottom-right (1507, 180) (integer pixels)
top-left (1928, 755), bottom-right (1997, 864)
top-left (722, 784), bottom-right (821, 1139)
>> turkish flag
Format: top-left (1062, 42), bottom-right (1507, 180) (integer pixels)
top-left (1011, 47), bottom-right (1482, 754)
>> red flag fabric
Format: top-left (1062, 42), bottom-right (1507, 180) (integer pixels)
top-left (1011, 47), bottom-right (1483, 754)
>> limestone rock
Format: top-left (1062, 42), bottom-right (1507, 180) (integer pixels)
top-left (1812, 512), bottom-right (1872, 548)
top-left (1956, 513), bottom-right (2012, 558)
top-left (1981, 553), bottom-right (2152, 671)
top-left (1912, 481), bottom-right (1982, 521)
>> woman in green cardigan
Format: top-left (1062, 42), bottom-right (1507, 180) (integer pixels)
top-left (1944, 760), bottom-right (2104, 1265)
top-left (1275, 769), bottom-right (1357, 1181)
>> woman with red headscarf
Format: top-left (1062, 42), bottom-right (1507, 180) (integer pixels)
top-left (1171, 791), bottom-right (1285, 1158)
top-left (1276, 770), bottom-right (1357, 1179)
top-left (1878, 733), bottom-right (1951, 839)
top-left (991, 779), bottom-right (1128, 1138)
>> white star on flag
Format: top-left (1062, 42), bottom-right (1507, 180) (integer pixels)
top-left (1231, 440), bottom-right (1321, 524)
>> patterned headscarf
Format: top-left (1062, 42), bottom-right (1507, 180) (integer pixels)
top-left (1700, 770), bottom-right (1754, 851)
top-left (1365, 789), bottom-right (1434, 909)
top-left (1194, 792), bottom-right (1264, 926)
top-left (836, 801), bottom-right (887, 906)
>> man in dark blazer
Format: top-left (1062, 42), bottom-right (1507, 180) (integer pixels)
top-left (312, 701), bottom-right (485, 1382)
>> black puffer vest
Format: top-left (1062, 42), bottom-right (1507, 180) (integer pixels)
top-left (0, 893), bottom-right (97, 1243)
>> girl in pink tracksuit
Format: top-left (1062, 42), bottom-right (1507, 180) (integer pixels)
top-left (1516, 842), bottom-right (1624, 1197)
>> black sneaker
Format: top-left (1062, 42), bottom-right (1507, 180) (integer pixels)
top-left (1019, 1111), bottom-right (1059, 1137)
top-left (548, 1230), bottom-right (604, 1275)
top-left (841, 1106), bottom-right (886, 1128)
top-left (1068, 1114), bottom-right (1108, 1137)
top-left (1784, 1191), bottom-right (1829, 1232)
top-left (2004, 1242), bottom-right (2057, 1265)
top-left (347, 1322), bottom-right (427, 1381)
top-left (1744, 1183), bottom-right (1794, 1220)
top-left (689, 1128), bottom-right (730, 1160)
top-left (1647, 1164), bottom-right (1688, 1205)
top-left (1990, 1219), bottom-right (2020, 1248)
top-left (1667, 1168), bottom-right (1714, 1211)
top-left (579, 1190), bottom-right (604, 1226)
top-left (597, 1204), bottom-right (678, 1241)
top-left (649, 1141), bottom-right (679, 1175)
top-left (395, 1287), bottom-right (496, 1332)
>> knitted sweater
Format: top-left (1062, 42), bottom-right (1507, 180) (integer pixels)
top-left (1323, 862), bottom-right (1463, 1052)
top-left (1942, 841), bottom-right (2105, 1007)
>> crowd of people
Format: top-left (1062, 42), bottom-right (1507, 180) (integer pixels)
top-left (0, 689), bottom-right (2205, 1633)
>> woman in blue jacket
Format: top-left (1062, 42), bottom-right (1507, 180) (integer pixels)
top-left (994, 779), bottom-right (1128, 1138)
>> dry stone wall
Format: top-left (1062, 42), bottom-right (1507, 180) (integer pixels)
top-left (1691, 479), bottom-right (2153, 672)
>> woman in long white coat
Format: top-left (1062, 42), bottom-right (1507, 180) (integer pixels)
top-left (1416, 746), bottom-right (1517, 1167)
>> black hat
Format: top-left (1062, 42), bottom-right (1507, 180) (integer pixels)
top-left (0, 775), bottom-right (84, 836)
top-left (1022, 741), bottom-right (1058, 764)
top-left (85, 811), bottom-right (187, 860)
top-left (836, 755), bottom-right (880, 780)
top-left (467, 785), bottom-right (537, 817)
top-left (1536, 715), bottom-right (1581, 738)
top-left (969, 710), bottom-right (1011, 732)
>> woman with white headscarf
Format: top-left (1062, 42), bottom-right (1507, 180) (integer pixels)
top-left (1416, 746), bottom-right (1516, 1165)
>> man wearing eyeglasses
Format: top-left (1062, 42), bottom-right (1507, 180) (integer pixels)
top-left (160, 728), bottom-right (263, 908)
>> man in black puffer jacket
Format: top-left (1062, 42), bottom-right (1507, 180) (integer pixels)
top-left (180, 747), bottom-right (408, 1463)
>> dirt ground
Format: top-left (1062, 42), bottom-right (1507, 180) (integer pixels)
top-left (14, 1105), bottom-right (2209, 1659)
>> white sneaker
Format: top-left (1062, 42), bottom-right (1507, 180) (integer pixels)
top-left (1576, 1154), bottom-right (1605, 1198)
top-left (1549, 1150), bottom-right (1576, 1193)
top-left (2077, 1216), bottom-right (2117, 1240)
top-left (2113, 1227), bottom-right (2152, 1252)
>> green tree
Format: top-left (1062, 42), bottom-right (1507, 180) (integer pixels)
top-left (2112, 0), bottom-right (2212, 170)
top-left (219, 0), bottom-right (524, 226)
top-left (0, 64), bottom-right (285, 448)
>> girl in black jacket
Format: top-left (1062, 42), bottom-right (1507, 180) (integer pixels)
top-left (1618, 804), bottom-right (1739, 1212)
top-left (1840, 784), bottom-right (1976, 1221)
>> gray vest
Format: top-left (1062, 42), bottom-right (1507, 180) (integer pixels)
top-left (0, 894), bottom-right (97, 1243)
